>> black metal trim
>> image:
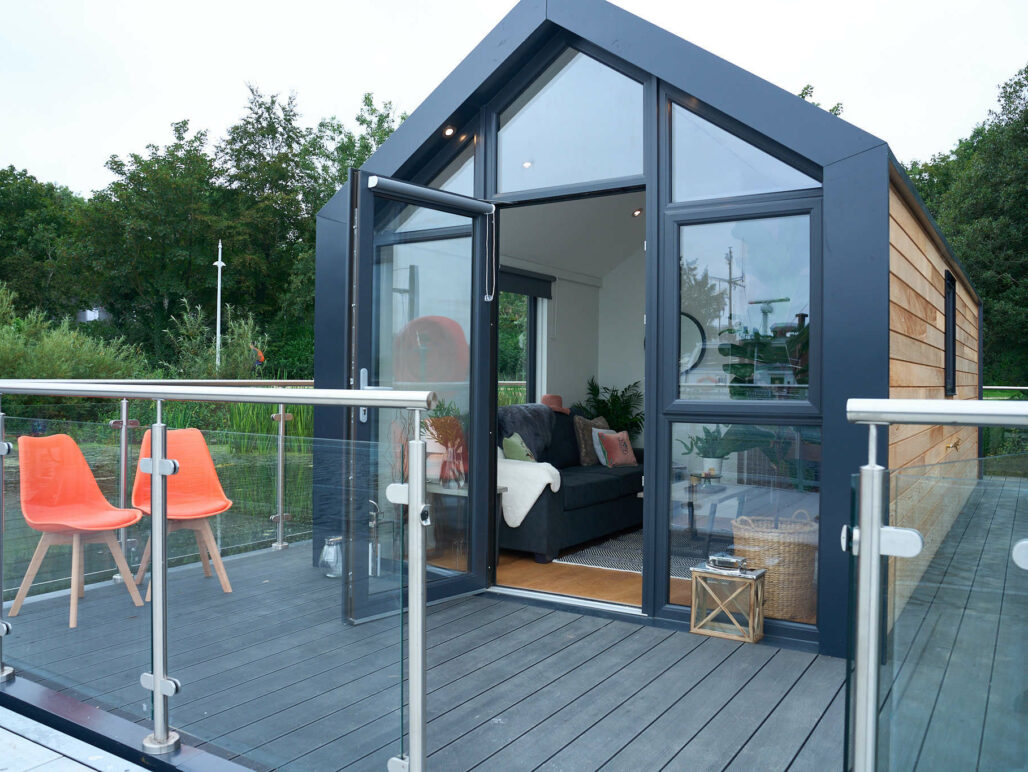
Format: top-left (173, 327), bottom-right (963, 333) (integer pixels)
top-left (944, 270), bottom-right (957, 397)
top-left (499, 267), bottom-right (553, 299)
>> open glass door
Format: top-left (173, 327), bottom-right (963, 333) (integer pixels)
top-left (346, 171), bottom-right (496, 621)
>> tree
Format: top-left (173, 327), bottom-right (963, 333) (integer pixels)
top-left (79, 120), bottom-right (224, 363)
top-left (0, 166), bottom-right (85, 318)
top-left (798, 84), bottom-right (843, 116)
top-left (906, 65), bottom-right (1028, 385)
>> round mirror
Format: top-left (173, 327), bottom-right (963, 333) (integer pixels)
top-left (680, 312), bottom-right (706, 373)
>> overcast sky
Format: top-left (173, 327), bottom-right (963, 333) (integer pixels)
top-left (2, 0), bottom-right (1025, 197)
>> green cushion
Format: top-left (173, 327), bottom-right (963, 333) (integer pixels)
top-left (502, 432), bottom-right (536, 462)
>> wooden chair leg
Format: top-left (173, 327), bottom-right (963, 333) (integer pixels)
top-left (194, 528), bottom-right (212, 578)
top-left (70, 533), bottom-right (82, 628)
top-left (134, 536), bottom-right (151, 585)
top-left (9, 533), bottom-right (53, 617)
top-left (102, 532), bottom-right (143, 607)
top-left (145, 580), bottom-right (151, 603)
top-left (198, 520), bottom-right (232, 593)
top-left (78, 540), bottom-right (86, 598)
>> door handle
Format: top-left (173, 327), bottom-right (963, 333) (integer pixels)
top-left (358, 368), bottom-right (391, 423)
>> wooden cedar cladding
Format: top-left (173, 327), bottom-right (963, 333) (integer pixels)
top-left (888, 183), bottom-right (979, 468)
top-left (887, 182), bottom-right (981, 617)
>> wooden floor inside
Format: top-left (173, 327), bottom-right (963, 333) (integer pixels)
top-left (496, 550), bottom-right (644, 606)
top-left (2, 542), bottom-right (844, 771)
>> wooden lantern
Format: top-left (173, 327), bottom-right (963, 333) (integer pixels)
top-left (689, 565), bottom-right (766, 643)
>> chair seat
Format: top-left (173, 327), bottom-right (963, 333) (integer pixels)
top-left (25, 506), bottom-right (143, 533)
top-left (137, 494), bottom-right (232, 519)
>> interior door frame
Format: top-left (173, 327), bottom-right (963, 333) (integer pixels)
top-left (346, 171), bottom-right (497, 621)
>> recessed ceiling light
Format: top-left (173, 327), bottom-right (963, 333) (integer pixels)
top-left (631, 208), bottom-right (643, 217)
top-left (443, 126), bottom-right (455, 137)
top-left (522, 160), bottom-right (532, 169)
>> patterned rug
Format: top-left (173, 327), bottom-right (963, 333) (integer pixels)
top-left (554, 529), bottom-right (705, 579)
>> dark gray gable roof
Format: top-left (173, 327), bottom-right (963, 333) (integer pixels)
top-left (355, 0), bottom-right (884, 183)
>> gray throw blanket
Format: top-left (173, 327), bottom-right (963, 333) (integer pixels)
top-left (497, 403), bottom-right (554, 460)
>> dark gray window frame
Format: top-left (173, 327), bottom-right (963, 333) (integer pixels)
top-left (661, 195), bottom-right (824, 419)
top-left (945, 270), bottom-right (956, 396)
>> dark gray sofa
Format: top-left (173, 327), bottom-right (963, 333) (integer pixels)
top-left (497, 404), bottom-right (643, 563)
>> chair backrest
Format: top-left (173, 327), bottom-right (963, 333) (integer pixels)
top-left (18, 434), bottom-right (113, 524)
top-left (132, 428), bottom-right (230, 513)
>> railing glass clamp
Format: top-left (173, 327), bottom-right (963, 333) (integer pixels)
top-left (387, 756), bottom-right (410, 772)
top-left (0, 441), bottom-right (11, 456)
top-left (139, 458), bottom-right (179, 476)
top-left (140, 672), bottom-right (181, 697)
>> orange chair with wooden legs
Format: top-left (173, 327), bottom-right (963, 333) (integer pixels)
top-left (11, 434), bottom-right (144, 628)
top-left (132, 428), bottom-right (233, 598)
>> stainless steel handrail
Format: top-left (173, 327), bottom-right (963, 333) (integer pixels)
top-left (844, 397), bottom-right (1028, 771)
top-left (28, 379), bottom-right (314, 387)
top-left (0, 380), bottom-right (434, 766)
top-left (847, 397), bottom-right (1028, 426)
top-left (0, 381), bottom-right (434, 409)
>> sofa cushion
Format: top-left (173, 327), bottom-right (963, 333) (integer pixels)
top-left (573, 415), bottom-right (609, 466)
top-left (559, 466), bottom-right (623, 510)
top-left (497, 404), bottom-right (554, 460)
top-left (600, 431), bottom-right (638, 467)
top-left (590, 464), bottom-right (644, 497)
top-left (547, 412), bottom-right (580, 469)
top-left (502, 432), bottom-right (535, 462)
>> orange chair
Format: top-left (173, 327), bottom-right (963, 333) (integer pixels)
top-left (11, 434), bottom-right (144, 628)
top-left (132, 428), bottom-right (233, 596)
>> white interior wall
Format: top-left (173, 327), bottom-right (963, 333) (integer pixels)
top-left (597, 246), bottom-right (646, 392)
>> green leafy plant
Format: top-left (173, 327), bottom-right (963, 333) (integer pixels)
top-left (572, 377), bottom-right (644, 440)
top-left (676, 425), bottom-right (729, 458)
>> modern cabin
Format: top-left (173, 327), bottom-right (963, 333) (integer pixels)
top-left (313, 0), bottom-right (982, 657)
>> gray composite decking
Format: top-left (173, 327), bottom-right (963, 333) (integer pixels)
top-left (2, 539), bottom-right (844, 771)
top-left (879, 474), bottom-right (1026, 772)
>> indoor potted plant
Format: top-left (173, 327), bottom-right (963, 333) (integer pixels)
top-left (676, 424), bottom-right (730, 476)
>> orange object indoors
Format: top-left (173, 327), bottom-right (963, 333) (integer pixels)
top-left (11, 434), bottom-right (144, 628)
top-left (131, 428), bottom-right (233, 597)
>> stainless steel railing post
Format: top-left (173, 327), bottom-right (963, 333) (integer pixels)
top-left (109, 398), bottom-right (138, 583)
top-left (0, 396), bottom-right (14, 683)
top-left (141, 399), bottom-right (181, 754)
top-left (407, 409), bottom-right (427, 772)
top-left (852, 423), bottom-right (885, 772)
top-left (271, 403), bottom-right (290, 550)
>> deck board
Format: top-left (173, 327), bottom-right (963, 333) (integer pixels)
top-left (4, 540), bottom-right (849, 770)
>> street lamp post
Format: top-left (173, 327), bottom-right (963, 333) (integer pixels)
top-left (214, 240), bottom-right (225, 371)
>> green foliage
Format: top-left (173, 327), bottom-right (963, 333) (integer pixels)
top-left (798, 84), bottom-right (843, 116)
top-left (906, 64), bottom-right (1028, 385)
top-left (0, 166), bottom-right (84, 318)
top-left (717, 326), bottom-right (809, 398)
top-left (676, 425), bottom-right (728, 458)
top-left (161, 299), bottom-right (267, 381)
top-left (572, 377), bottom-right (645, 440)
top-left (0, 283), bottom-right (147, 419)
top-left (497, 291), bottom-right (528, 381)
top-left (681, 259), bottom-right (726, 327)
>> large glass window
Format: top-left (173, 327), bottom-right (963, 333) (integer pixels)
top-left (667, 422), bottom-right (821, 623)
top-left (498, 291), bottom-right (531, 405)
top-left (497, 49), bottom-right (643, 193)
top-left (671, 104), bottom-right (819, 202)
top-left (679, 214), bottom-right (811, 401)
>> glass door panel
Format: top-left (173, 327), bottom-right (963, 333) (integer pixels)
top-left (348, 172), bottom-right (493, 620)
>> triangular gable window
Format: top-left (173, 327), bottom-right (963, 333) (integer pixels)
top-left (392, 142), bottom-right (474, 232)
top-left (498, 49), bottom-right (643, 194)
top-left (672, 103), bottom-right (819, 202)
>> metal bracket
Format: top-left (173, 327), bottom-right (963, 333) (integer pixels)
top-left (269, 513), bottom-right (293, 523)
top-left (0, 441), bottom-right (11, 456)
top-left (0, 620), bottom-right (10, 637)
top-left (140, 458), bottom-right (179, 476)
top-left (387, 756), bottom-right (409, 772)
top-left (272, 412), bottom-right (294, 422)
top-left (109, 419), bottom-right (141, 429)
top-left (386, 483), bottom-right (409, 505)
top-left (140, 672), bottom-right (181, 697)
top-left (843, 525), bottom-right (923, 558)
top-left (1012, 539), bottom-right (1028, 571)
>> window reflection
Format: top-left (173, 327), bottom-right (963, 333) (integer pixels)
top-left (498, 49), bottom-right (643, 193)
top-left (389, 142), bottom-right (475, 233)
top-left (671, 103), bottom-right (819, 202)
top-left (668, 422), bottom-right (820, 623)
top-left (679, 215), bottom-right (811, 401)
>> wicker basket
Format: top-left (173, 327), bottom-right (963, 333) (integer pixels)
top-left (731, 510), bottom-right (817, 621)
